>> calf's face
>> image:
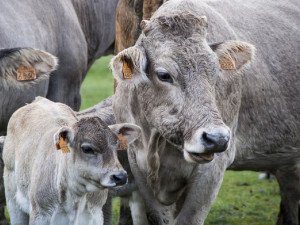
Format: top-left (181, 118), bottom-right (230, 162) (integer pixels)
top-left (112, 12), bottom-right (255, 164)
top-left (54, 117), bottom-right (141, 192)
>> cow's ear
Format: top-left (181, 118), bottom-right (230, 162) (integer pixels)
top-left (110, 47), bottom-right (148, 87)
top-left (53, 127), bottom-right (75, 153)
top-left (0, 47), bottom-right (58, 81)
top-left (210, 40), bottom-right (255, 72)
top-left (109, 123), bottom-right (141, 145)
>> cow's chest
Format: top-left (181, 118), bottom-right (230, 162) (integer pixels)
top-left (156, 147), bottom-right (195, 205)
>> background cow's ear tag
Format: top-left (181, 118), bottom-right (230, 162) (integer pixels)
top-left (57, 135), bottom-right (70, 154)
top-left (219, 56), bottom-right (236, 70)
top-left (122, 60), bottom-right (133, 79)
top-left (17, 64), bottom-right (37, 81)
top-left (117, 134), bottom-right (128, 150)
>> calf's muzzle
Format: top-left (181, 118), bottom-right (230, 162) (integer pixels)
top-left (111, 171), bottom-right (128, 186)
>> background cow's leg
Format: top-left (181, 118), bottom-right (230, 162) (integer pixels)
top-left (174, 159), bottom-right (227, 225)
top-left (275, 164), bottom-right (300, 225)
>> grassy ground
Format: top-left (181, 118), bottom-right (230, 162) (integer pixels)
top-left (80, 56), bottom-right (281, 225)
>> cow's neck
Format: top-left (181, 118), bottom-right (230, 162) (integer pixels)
top-left (71, 0), bottom-right (116, 67)
top-left (56, 156), bottom-right (88, 201)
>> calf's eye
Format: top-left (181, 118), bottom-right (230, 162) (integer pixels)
top-left (157, 72), bottom-right (173, 83)
top-left (81, 146), bottom-right (95, 155)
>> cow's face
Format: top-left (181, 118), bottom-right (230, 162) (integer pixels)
top-left (54, 117), bottom-right (141, 192)
top-left (112, 13), bottom-right (255, 164)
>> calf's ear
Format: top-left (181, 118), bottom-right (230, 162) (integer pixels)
top-left (0, 47), bottom-right (58, 81)
top-left (109, 123), bottom-right (141, 145)
top-left (210, 40), bottom-right (255, 72)
top-left (110, 47), bottom-right (148, 87)
top-left (53, 127), bottom-right (75, 153)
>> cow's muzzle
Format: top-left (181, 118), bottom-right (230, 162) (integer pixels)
top-left (201, 130), bottom-right (230, 153)
top-left (183, 126), bottom-right (230, 163)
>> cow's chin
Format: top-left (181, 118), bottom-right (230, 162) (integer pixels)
top-left (183, 150), bottom-right (214, 164)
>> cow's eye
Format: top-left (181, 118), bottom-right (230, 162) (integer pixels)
top-left (157, 72), bottom-right (173, 83)
top-left (81, 146), bottom-right (95, 155)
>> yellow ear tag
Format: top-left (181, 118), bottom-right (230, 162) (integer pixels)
top-left (56, 135), bottom-right (71, 154)
top-left (122, 60), bottom-right (133, 79)
top-left (219, 56), bottom-right (236, 70)
top-left (17, 64), bottom-right (37, 81)
top-left (117, 134), bottom-right (128, 150)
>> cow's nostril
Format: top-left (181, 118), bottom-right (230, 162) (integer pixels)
top-left (111, 172), bottom-right (128, 186)
top-left (202, 132), bottom-right (215, 148)
top-left (201, 131), bottom-right (230, 153)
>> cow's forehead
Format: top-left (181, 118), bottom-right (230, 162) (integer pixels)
top-left (74, 117), bottom-right (118, 148)
top-left (141, 35), bottom-right (217, 78)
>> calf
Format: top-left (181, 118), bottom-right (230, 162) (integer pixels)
top-left (3, 97), bottom-right (141, 225)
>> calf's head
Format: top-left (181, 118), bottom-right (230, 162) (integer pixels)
top-left (54, 117), bottom-right (141, 192)
top-left (111, 11), bottom-right (255, 164)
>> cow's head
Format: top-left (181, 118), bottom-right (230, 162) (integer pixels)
top-left (54, 117), bottom-right (141, 192)
top-left (111, 12), bottom-right (255, 164)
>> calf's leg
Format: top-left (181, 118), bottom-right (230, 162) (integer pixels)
top-left (4, 169), bottom-right (29, 225)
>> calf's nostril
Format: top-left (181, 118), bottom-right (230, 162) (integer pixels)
top-left (111, 172), bottom-right (128, 186)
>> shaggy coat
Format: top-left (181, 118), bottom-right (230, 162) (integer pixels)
top-left (111, 0), bottom-right (300, 224)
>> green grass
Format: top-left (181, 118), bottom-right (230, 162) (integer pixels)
top-left (81, 55), bottom-right (281, 225)
top-left (80, 55), bottom-right (114, 110)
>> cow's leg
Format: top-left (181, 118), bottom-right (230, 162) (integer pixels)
top-left (275, 164), bottom-right (300, 225)
top-left (127, 147), bottom-right (174, 225)
top-left (174, 158), bottom-right (227, 225)
top-left (4, 169), bottom-right (29, 225)
top-left (46, 46), bottom-right (87, 111)
top-left (129, 191), bottom-right (148, 225)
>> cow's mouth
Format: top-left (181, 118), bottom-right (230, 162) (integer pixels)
top-left (186, 151), bottom-right (214, 163)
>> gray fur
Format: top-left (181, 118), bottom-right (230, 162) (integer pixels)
top-left (77, 96), bottom-right (116, 126)
top-left (3, 97), bottom-right (141, 225)
top-left (0, 0), bottom-right (119, 111)
top-left (0, 48), bottom-right (58, 136)
top-left (111, 0), bottom-right (300, 224)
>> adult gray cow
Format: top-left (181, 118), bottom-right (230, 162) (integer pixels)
top-left (111, 0), bottom-right (300, 224)
top-left (0, 0), bottom-right (119, 113)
